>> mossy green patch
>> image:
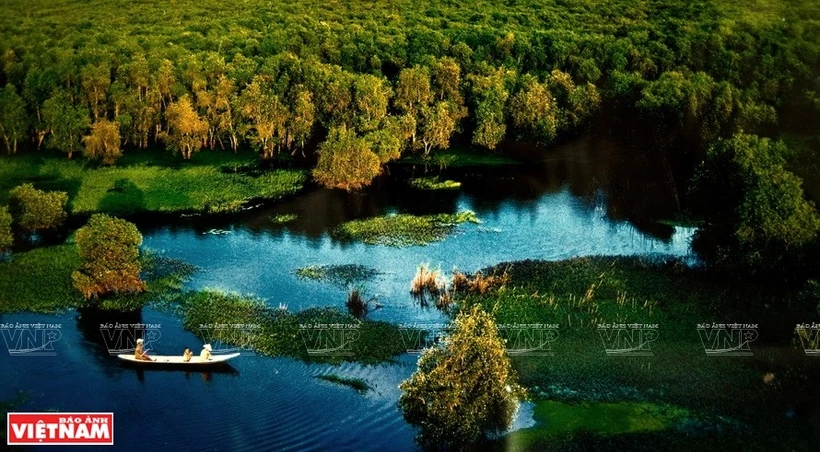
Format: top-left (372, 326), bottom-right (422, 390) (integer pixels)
top-left (295, 264), bottom-right (382, 288)
top-left (332, 211), bottom-right (480, 247)
top-left (408, 176), bottom-right (462, 191)
top-left (174, 290), bottom-right (409, 364)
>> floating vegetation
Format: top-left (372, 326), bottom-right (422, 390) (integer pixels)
top-left (175, 290), bottom-right (409, 364)
top-left (295, 264), bottom-right (381, 288)
top-left (476, 226), bottom-right (502, 234)
top-left (315, 374), bottom-right (371, 392)
top-left (331, 211), bottom-right (480, 247)
top-left (270, 213), bottom-right (298, 224)
top-left (408, 176), bottom-right (462, 191)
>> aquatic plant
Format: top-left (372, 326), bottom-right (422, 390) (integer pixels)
top-left (175, 290), bottom-right (409, 364)
top-left (296, 264), bottom-right (382, 288)
top-left (332, 211), bottom-right (479, 247)
top-left (346, 288), bottom-right (369, 319)
top-left (270, 213), bottom-right (298, 224)
top-left (316, 374), bottom-right (371, 392)
top-left (408, 176), bottom-right (461, 191)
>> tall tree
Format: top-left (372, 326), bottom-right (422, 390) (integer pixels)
top-left (43, 89), bottom-right (91, 158)
top-left (510, 74), bottom-right (557, 144)
top-left (163, 96), bottom-right (208, 160)
top-left (469, 68), bottom-right (510, 150)
top-left (80, 62), bottom-right (111, 120)
top-left (0, 84), bottom-right (27, 154)
top-left (238, 76), bottom-right (289, 158)
top-left (313, 126), bottom-right (382, 190)
top-left (83, 119), bottom-right (122, 165)
top-left (352, 74), bottom-right (391, 132)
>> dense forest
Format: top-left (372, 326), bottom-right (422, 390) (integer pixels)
top-left (0, 0), bottom-right (818, 162)
top-left (0, 0), bottom-right (818, 276)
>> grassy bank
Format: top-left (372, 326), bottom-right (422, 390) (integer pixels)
top-left (0, 152), bottom-right (306, 215)
top-left (174, 290), bottom-right (409, 364)
top-left (295, 264), bottom-right (382, 288)
top-left (331, 211), bottom-right (480, 247)
top-left (0, 241), bottom-right (196, 313)
top-left (448, 257), bottom-right (817, 446)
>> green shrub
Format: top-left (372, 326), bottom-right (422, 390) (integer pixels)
top-left (0, 206), bottom-right (12, 252)
top-left (8, 183), bottom-right (68, 231)
top-left (399, 305), bottom-right (524, 447)
top-left (72, 214), bottom-right (144, 299)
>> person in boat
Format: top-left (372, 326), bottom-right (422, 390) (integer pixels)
top-left (200, 344), bottom-right (212, 361)
top-left (134, 338), bottom-right (152, 361)
top-left (183, 347), bottom-right (193, 363)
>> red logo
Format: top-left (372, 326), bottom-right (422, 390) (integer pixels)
top-left (7, 413), bottom-right (114, 446)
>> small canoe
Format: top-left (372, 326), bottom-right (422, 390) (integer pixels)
top-left (117, 352), bottom-right (240, 365)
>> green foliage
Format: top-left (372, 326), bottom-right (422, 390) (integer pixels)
top-left (72, 214), bottom-right (144, 300)
top-left (270, 213), bottom-right (297, 224)
top-left (8, 183), bottom-right (68, 231)
top-left (399, 305), bottom-right (524, 447)
top-left (331, 211), bottom-right (479, 247)
top-left (691, 134), bottom-right (820, 273)
top-left (0, 206), bottom-right (12, 252)
top-left (312, 126), bottom-right (382, 190)
top-left (0, 84), bottom-right (27, 154)
top-left (43, 89), bottom-right (90, 159)
top-left (83, 119), bottom-right (122, 164)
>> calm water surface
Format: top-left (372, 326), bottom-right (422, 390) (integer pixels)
top-left (1, 135), bottom-right (699, 450)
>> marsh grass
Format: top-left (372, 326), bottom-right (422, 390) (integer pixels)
top-left (175, 290), bottom-right (408, 364)
top-left (332, 211), bottom-right (479, 247)
top-left (0, 243), bottom-right (196, 313)
top-left (0, 152), bottom-right (306, 214)
top-left (346, 288), bottom-right (369, 319)
top-left (316, 374), bottom-right (372, 392)
top-left (296, 264), bottom-right (382, 288)
top-left (408, 176), bottom-right (462, 191)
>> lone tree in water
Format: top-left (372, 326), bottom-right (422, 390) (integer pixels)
top-left (399, 304), bottom-right (524, 448)
top-left (72, 214), bottom-right (145, 299)
top-left (8, 184), bottom-right (68, 232)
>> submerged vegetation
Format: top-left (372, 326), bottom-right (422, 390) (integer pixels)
top-left (332, 211), bottom-right (479, 247)
top-left (315, 374), bottom-right (371, 392)
top-left (295, 264), bottom-right (382, 288)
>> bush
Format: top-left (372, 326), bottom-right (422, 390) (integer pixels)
top-left (690, 134), bottom-right (819, 275)
top-left (72, 214), bottom-right (145, 300)
top-left (399, 305), bottom-right (524, 447)
top-left (8, 184), bottom-right (68, 232)
top-left (0, 206), bottom-right (11, 252)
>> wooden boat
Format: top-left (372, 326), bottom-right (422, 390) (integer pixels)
top-left (117, 352), bottom-right (240, 365)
